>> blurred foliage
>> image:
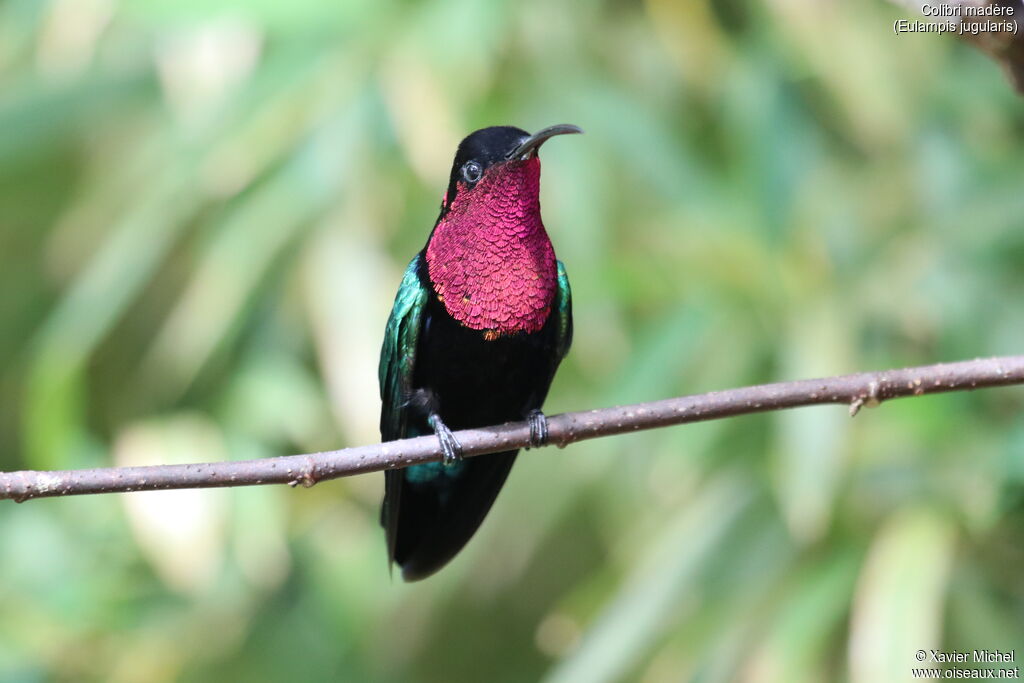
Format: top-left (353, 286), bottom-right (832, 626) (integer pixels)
top-left (1, 0), bottom-right (1023, 680)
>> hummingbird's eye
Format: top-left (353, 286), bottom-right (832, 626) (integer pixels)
top-left (461, 161), bottom-right (483, 184)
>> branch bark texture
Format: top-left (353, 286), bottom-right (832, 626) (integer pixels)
top-left (3, 355), bottom-right (1023, 502)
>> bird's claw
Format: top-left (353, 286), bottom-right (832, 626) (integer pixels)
top-left (428, 413), bottom-right (464, 466)
top-left (526, 409), bottom-right (549, 449)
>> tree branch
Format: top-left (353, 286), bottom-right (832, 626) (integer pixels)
top-left (2, 355), bottom-right (1022, 502)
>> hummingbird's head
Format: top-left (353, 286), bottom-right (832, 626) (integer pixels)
top-left (439, 124), bottom-right (582, 218)
top-left (426, 124), bottom-right (580, 336)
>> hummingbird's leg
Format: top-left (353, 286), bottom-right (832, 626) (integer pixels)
top-left (427, 413), bottom-right (464, 466)
top-left (526, 409), bottom-right (549, 449)
top-left (407, 388), bottom-right (464, 467)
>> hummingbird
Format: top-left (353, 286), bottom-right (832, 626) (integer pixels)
top-left (378, 124), bottom-right (580, 581)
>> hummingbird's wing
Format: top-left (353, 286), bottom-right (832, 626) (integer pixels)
top-left (378, 254), bottom-right (429, 568)
top-left (378, 254), bottom-right (428, 444)
top-left (553, 260), bottom-right (573, 363)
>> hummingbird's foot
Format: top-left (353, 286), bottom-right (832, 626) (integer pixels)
top-left (526, 409), bottom-right (549, 449)
top-left (428, 413), bottom-right (464, 466)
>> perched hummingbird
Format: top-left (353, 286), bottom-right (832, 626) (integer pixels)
top-left (378, 124), bottom-right (580, 581)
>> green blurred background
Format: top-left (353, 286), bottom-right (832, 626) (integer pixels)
top-left (2, 0), bottom-right (1023, 680)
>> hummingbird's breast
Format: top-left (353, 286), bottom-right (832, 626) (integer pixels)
top-left (425, 159), bottom-right (557, 339)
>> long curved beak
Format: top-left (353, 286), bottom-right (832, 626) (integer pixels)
top-left (507, 124), bottom-right (583, 160)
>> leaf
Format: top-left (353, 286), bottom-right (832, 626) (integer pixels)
top-left (848, 507), bottom-right (957, 683)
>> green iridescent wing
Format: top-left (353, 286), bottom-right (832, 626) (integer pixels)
top-left (553, 259), bottom-right (573, 362)
top-left (379, 254), bottom-right (429, 442)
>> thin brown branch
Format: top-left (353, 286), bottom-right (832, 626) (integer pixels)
top-left (2, 355), bottom-right (1023, 502)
